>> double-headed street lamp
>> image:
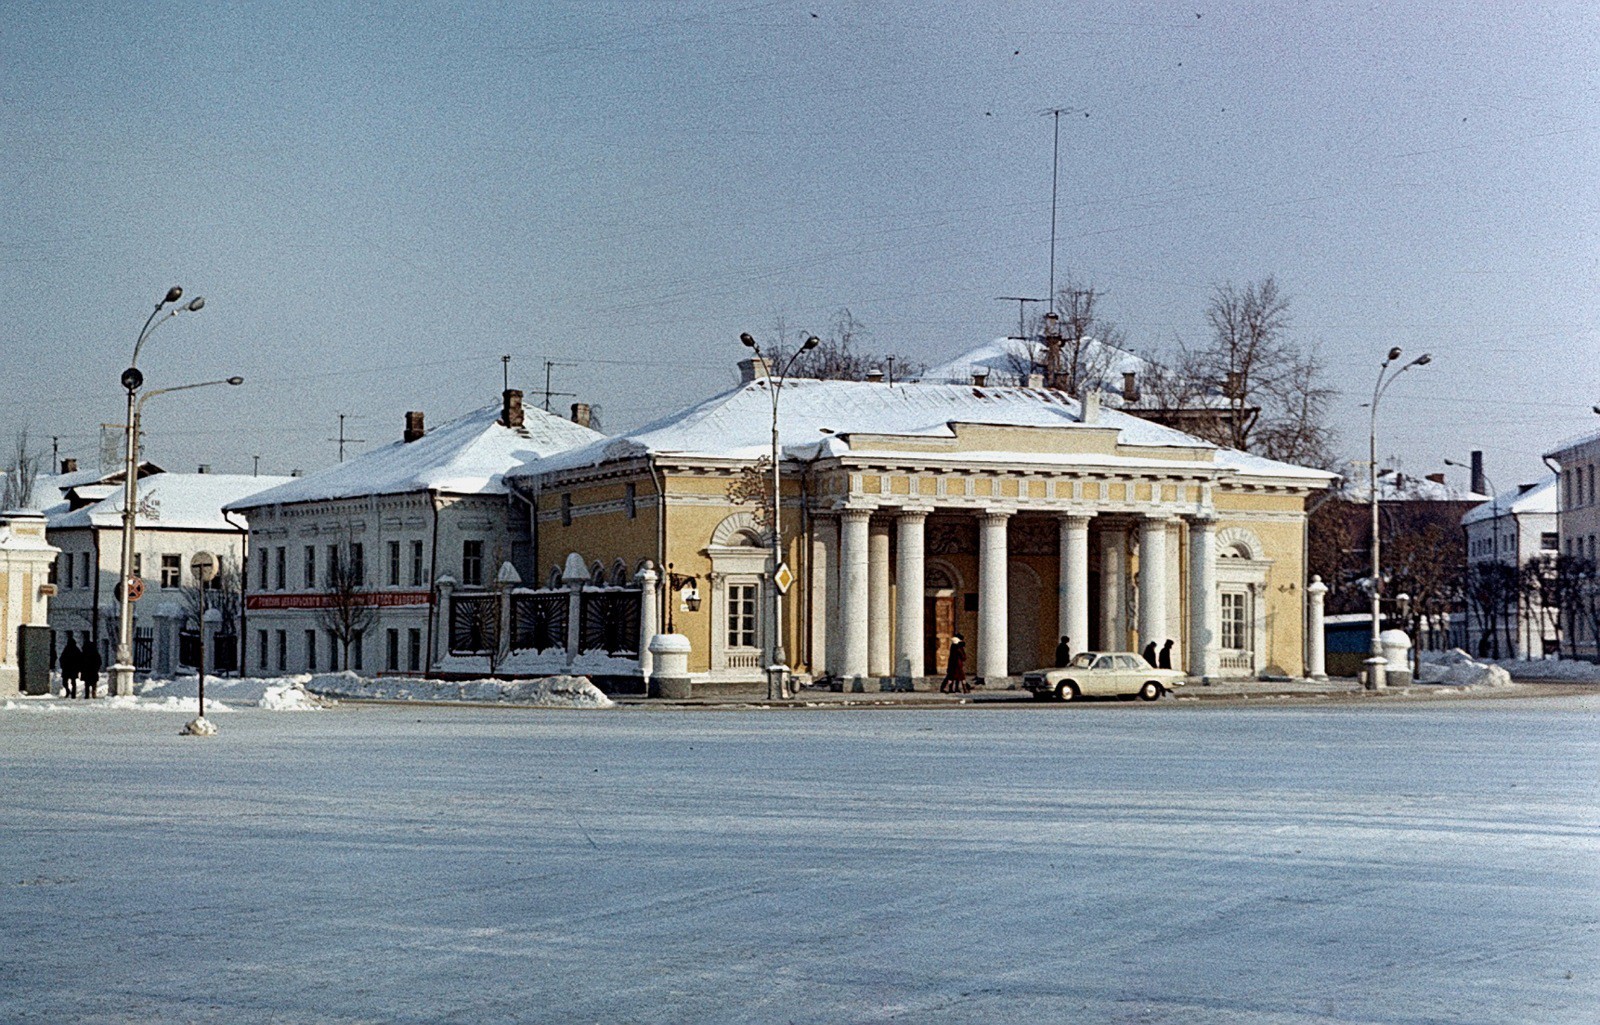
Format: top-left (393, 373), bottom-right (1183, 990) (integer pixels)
top-left (739, 330), bottom-right (819, 699)
top-left (109, 286), bottom-right (228, 695)
top-left (1365, 346), bottom-right (1431, 689)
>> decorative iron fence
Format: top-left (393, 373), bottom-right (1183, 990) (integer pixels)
top-left (510, 591), bottom-right (568, 652)
top-left (580, 588), bottom-right (640, 656)
top-left (449, 593), bottom-right (499, 655)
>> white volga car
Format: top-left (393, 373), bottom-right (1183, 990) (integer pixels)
top-left (1022, 652), bottom-right (1187, 702)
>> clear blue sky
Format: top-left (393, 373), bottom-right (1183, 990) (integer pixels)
top-left (3, 1), bottom-right (1595, 490)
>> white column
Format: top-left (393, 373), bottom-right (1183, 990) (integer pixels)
top-left (810, 516), bottom-right (833, 678)
top-left (868, 519), bottom-right (892, 678)
top-left (1186, 516), bottom-right (1218, 681)
top-left (1138, 516), bottom-right (1169, 653)
top-left (838, 508), bottom-right (871, 688)
top-left (434, 577), bottom-right (456, 666)
top-left (978, 509), bottom-right (1011, 681)
top-left (1099, 525), bottom-right (1127, 651)
top-left (637, 562), bottom-right (659, 679)
top-left (1166, 520), bottom-right (1184, 668)
top-left (895, 509), bottom-right (928, 684)
top-left (1058, 513), bottom-right (1092, 658)
top-left (1307, 574), bottom-right (1328, 680)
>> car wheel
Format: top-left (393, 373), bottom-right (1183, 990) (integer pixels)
top-left (1139, 681), bottom-right (1162, 701)
top-left (1056, 681), bottom-right (1078, 702)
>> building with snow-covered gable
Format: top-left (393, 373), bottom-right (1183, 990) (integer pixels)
top-left (504, 361), bottom-right (1335, 694)
top-left (1462, 475), bottom-right (1557, 658)
top-left (44, 466), bottom-right (293, 672)
top-left (226, 391), bottom-right (602, 677)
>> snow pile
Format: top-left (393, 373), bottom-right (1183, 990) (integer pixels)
top-left (143, 674), bottom-right (329, 710)
top-left (257, 682), bottom-right (326, 711)
top-left (438, 647), bottom-right (640, 677)
top-left (1485, 657), bottom-right (1600, 682)
top-left (1418, 649), bottom-right (1515, 688)
top-left (305, 671), bottom-right (615, 708)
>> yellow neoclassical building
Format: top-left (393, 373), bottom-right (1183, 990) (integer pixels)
top-left (505, 363), bottom-right (1334, 692)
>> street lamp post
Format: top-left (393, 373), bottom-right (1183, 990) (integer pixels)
top-left (111, 288), bottom-right (206, 696)
top-left (739, 331), bottom-right (819, 699)
top-left (111, 370), bottom-right (242, 697)
top-left (1365, 347), bottom-right (1431, 689)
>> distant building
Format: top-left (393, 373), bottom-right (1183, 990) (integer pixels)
top-left (1545, 428), bottom-right (1600, 658)
top-left (1461, 476), bottom-right (1557, 658)
top-left (225, 391), bottom-right (601, 677)
top-left (43, 466), bottom-right (292, 671)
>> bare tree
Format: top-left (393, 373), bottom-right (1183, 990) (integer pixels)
top-left (998, 279), bottom-right (1127, 395)
top-left (1, 430), bottom-right (41, 509)
top-left (317, 526), bottom-right (375, 672)
top-left (768, 309), bottom-right (925, 381)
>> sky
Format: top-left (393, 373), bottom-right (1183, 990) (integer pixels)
top-left (3, 1), bottom-right (1596, 491)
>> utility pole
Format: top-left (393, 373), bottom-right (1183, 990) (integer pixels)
top-left (541, 360), bottom-right (577, 413)
top-left (328, 414), bottom-right (365, 463)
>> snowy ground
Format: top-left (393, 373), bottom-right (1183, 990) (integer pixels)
top-left (3, 698), bottom-right (1598, 1023)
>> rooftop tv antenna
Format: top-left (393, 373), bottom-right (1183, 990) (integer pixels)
top-left (1040, 106), bottom-right (1087, 310)
top-left (996, 296), bottom-right (1048, 342)
top-left (328, 413), bottom-right (365, 463)
top-left (541, 359), bottom-right (578, 412)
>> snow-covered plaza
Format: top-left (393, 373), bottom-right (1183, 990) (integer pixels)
top-left (4, 696), bottom-right (1598, 1023)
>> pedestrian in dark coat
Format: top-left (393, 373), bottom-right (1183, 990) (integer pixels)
top-left (1159, 639), bottom-right (1174, 669)
top-left (59, 637), bottom-right (81, 699)
top-left (80, 643), bottom-right (102, 699)
top-left (1142, 641), bottom-right (1158, 667)
top-left (1055, 636), bottom-right (1071, 667)
top-left (942, 635), bottom-right (968, 693)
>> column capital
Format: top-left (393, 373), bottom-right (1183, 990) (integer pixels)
top-left (1057, 511), bottom-right (1095, 526)
top-left (895, 505), bottom-right (935, 519)
top-left (1184, 512), bottom-right (1219, 528)
top-left (839, 507), bottom-right (874, 524)
top-left (980, 507), bottom-right (1014, 523)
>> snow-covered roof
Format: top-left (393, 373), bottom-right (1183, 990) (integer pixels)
top-left (515, 376), bottom-right (1334, 485)
top-left (1545, 427), bottom-right (1600, 461)
top-left (47, 474), bottom-right (294, 532)
top-left (229, 403), bottom-right (603, 510)
top-left (1341, 474), bottom-right (1489, 503)
top-left (1462, 475), bottom-right (1557, 525)
top-left (919, 337), bottom-right (1229, 411)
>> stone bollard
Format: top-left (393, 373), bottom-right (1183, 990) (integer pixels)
top-left (1306, 575), bottom-right (1328, 680)
top-left (1379, 628), bottom-right (1413, 687)
top-left (648, 633), bottom-right (691, 700)
top-left (636, 562), bottom-right (659, 681)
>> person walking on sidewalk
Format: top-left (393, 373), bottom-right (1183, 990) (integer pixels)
top-left (59, 637), bottom-right (81, 699)
top-left (942, 635), bottom-right (968, 693)
top-left (1055, 635), bottom-right (1071, 667)
top-left (1142, 641), bottom-right (1158, 667)
top-left (1159, 639), bottom-right (1174, 669)
top-left (80, 642), bottom-right (102, 699)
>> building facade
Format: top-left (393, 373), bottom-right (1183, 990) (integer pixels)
top-left (1546, 430), bottom-right (1600, 658)
top-left (227, 393), bottom-right (602, 677)
top-left (506, 367), bottom-right (1333, 693)
top-left (1461, 476), bottom-right (1557, 658)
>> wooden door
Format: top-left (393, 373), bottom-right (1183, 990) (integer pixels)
top-left (925, 594), bottom-right (955, 675)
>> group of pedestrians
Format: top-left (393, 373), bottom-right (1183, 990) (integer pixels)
top-left (1142, 639), bottom-right (1175, 669)
top-left (57, 637), bottom-right (102, 699)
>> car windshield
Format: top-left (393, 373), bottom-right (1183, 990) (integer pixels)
top-left (1070, 652), bottom-right (1098, 668)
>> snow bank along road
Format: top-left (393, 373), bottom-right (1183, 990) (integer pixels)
top-left (3, 699), bottom-right (1597, 1023)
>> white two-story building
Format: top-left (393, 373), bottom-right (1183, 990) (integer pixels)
top-left (1462, 475), bottom-right (1557, 658)
top-left (225, 391), bottom-right (602, 677)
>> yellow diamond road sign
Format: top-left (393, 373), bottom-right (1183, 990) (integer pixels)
top-left (774, 562), bottom-right (794, 594)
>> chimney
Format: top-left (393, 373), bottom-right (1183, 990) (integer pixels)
top-left (291, 469), bottom-right (304, 477)
top-left (501, 389), bottom-right (525, 429)
top-left (571, 402), bottom-right (592, 429)
top-left (60, 458), bottom-right (77, 474)
top-left (197, 464), bottom-right (211, 474)
top-left (866, 368), bottom-right (885, 383)
top-left (1081, 389), bottom-right (1101, 425)
top-left (403, 411), bottom-right (425, 443)
top-left (1470, 450), bottom-right (1487, 496)
top-left (972, 369), bottom-right (989, 386)
top-left (738, 357), bottom-right (767, 384)
top-left (1426, 472), bottom-right (1445, 485)
top-left (1122, 371), bottom-right (1140, 403)
top-left (1025, 372), bottom-right (1045, 389)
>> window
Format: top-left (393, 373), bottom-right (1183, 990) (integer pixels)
top-left (1542, 532), bottom-right (1559, 551)
top-left (257, 629), bottom-right (268, 670)
top-left (326, 544), bottom-right (339, 584)
top-left (1221, 592), bottom-right (1247, 651)
top-left (625, 482), bottom-right (637, 519)
top-left (275, 630), bottom-right (287, 672)
top-left (304, 546), bottom-right (317, 589)
top-left (462, 540), bottom-right (484, 586)
top-left (305, 630), bottom-right (318, 672)
top-left (327, 630), bottom-right (340, 671)
top-left (388, 541), bottom-right (401, 587)
top-left (726, 582), bottom-right (757, 648)
top-left (350, 543), bottom-right (365, 586)
top-left (132, 554), bottom-right (142, 579)
top-left (407, 628), bottom-right (422, 672)
top-left (275, 546), bottom-right (287, 590)
top-left (386, 628), bottom-right (400, 672)
top-left (411, 540), bottom-right (425, 586)
top-left (80, 552), bottom-right (90, 589)
top-left (352, 630), bottom-right (364, 672)
top-left (561, 493), bottom-right (572, 526)
top-left (160, 554), bottom-right (181, 589)
top-left (1093, 655), bottom-right (1114, 670)
top-left (48, 556), bottom-right (58, 585)
top-left (258, 548), bottom-right (270, 590)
